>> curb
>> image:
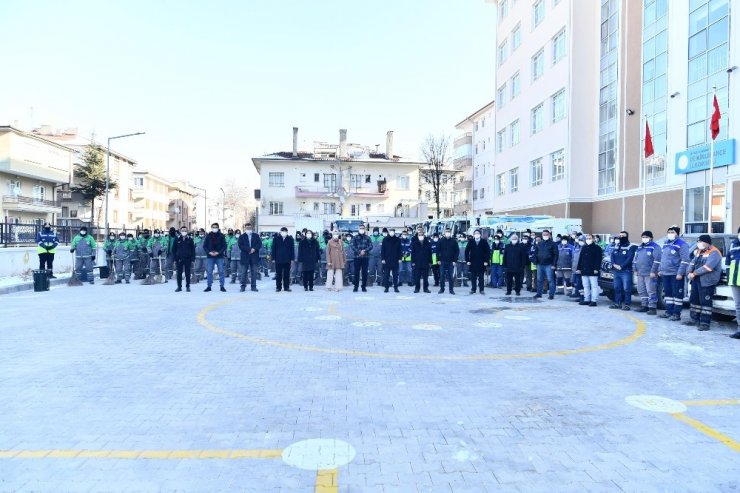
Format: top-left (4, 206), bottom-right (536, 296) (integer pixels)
top-left (0, 276), bottom-right (74, 296)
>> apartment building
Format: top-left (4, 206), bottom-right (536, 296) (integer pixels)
top-left (454, 101), bottom-right (496, 216)
top-left (132, 171), bottom-right (172, 231)
top-left (419, 167), bottom-right (463, 219)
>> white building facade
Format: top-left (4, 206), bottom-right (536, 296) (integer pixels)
top-left (455, 101), bottom-right (497, 216)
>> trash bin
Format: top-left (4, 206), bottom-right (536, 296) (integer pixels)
top-left (32, 269), bottom-right (50, 292)
top-left (99, 265), bottom-right (110, 279)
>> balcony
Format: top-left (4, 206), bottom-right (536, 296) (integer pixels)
top-left (294, 185), bottom-right (388, 199)
top-left (452, 156), bottom-right (472, 170)
top-left (453, 179), bottom-right (472, 191)
top-left (0, 158), bottom-right (69, 184)
top-left (2, 194), bottom-right (62, 213)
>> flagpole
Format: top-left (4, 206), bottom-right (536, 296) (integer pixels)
top-left (708, 86), bottom-right (716, 234)
top-left (642, 114), bottom-right (649, 232)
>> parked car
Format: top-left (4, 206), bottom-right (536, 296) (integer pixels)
top-left (598, 234), bottom-right (735, 318)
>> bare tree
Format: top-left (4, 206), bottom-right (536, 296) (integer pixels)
top-left (221, 183), bottom-right (252, 227)
top-left (420, 134), bottom-right (450, 219)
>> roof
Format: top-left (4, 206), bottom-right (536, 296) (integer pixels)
top-left (252, 152), bottom-right (425, 172)
top-left (454, 99), bottom-right (496, 129)
top-left (0, 125), bottom-right (77, 153)
top-left (28, 129), bottom-right (138, 164)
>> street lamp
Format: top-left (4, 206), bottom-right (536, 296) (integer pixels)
top-left (191, 185), bottom-right (207, 227)
top-left (105, 132), bottom-right (145, 237)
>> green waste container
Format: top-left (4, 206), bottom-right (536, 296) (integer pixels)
top-left (32, 269), bottom-right (50, 292)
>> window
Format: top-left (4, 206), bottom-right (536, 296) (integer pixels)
top-left (314, 173), bottom-right (320, 182)
top-left (509, 168), bottom-right (519, 193)
top-left (496, 173), bottom-right (506, 196)
top-left (510, 119), bottom-right (520, 146)
top-left (473, 189), bottom-right (478, 200)
top-left (397, 176), bottom-right (410, 190)
top-left (510, 72), bottom-right (520, 99)
top-left (598, 131), bottom-right (616, 194)
top-left (498, 0), bottom-right (508, 21)
top-left (365, 174), bottom-right (371, 183)
top-left (268, 201), bottom-right (284, 215)
top-left (365, 204), bottom-right (371, 212)
top-left (532, 49), bottom-right (544, 81)
top-left (32, 185), bottom-right (46, 201)
top-left (299, 173), bottom-right (307, 183)
top-left (323, 173), bottom-right (337, 191)
top-left (511, 24), bottom-right (521, 51)
top-left (350, 174), bottom-right (364, 189)
top-left (552, 29), bottom-right (566, 63)
top-left (313, 202), bottom-right (320, 212)
top-left (551, 149), bottom-right (565, 181)
top-left (496, 129), bottom-right (506, 153)
top-left (498, 39), bottom-right (508, 66)
top-left (7, 180), bottom-right (21, 196)
top-left (480, 188), bottom-right (485, 199)
top-left (268, 172), bottom-right (284, 187)
top-left (133, 177), bottom-right (144, 189)
top-left (425, 190), bottom-right (432, 201)
top-left (530, 159), bottom-right (543, 187)
top-left (551, 89), bottom-right (566, 122)
top-left (531, 103), bottom-right (544, 134)
top-left (497, 83), bottom-right (507, 107)
top-left (323, 202), bottom-right (336, 214)
top-left (533, 0), bottom-right (545, 28)
top-left (350, 204), bottom-right (359, 216)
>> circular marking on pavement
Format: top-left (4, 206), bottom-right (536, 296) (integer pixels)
top-left (197, 300), bottom-right (647, 361)
top-left (412, 323), bottom-right (442, 331)
top-left (396, 295), bottom-right (415, 300)
top-left (281, 439), bottom-right (356, 471)
top-left (301, 307), bottom-right (322, 312)
top-left (473, 321), bottom-right (503, 328)
top-left (352, 321), bottom-right (382, 328)
top-left (505, 315), bottom-right (531, 321)
top-left (625, 395), bottom-right (687, 413)
top-left (314, 315), bottom-right (341, 321)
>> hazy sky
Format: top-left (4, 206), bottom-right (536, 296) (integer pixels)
top-left (1, 0), bottom-right (495, 193)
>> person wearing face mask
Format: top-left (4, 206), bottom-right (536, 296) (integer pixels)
top-left (381, 228), bottom-right (402, 293)
top-left (112, 232), bottom-right (135, 284)
top-left (604, 235), bottom-right (619, 260)
top-left (103, 232), bottom-right (117, 272)
top-left (367, 227), bottom-right (383, 286)
top-left (633, 231), bottom-right (662, 314)
top-left (400, 230), bottom-right (413, 286)
top-left (297, 229), bottom-right (321, 291)
top-left (465, 229), bottom-right (491, 295)
top-left (609, 231), bottom-right (637, 310)
top-left (173, 227), bottom-right (195, 292)
top-left (456, 234), bottom-right (469, 288)
top-left (164, 227), bottom-right (178, 282)
top-left (224, 229), bottom-right (235, 278)
top-left (202, 223), bottom-right (227, 292)
top-left (555, 236), bottom-right (574, 295)
top-left (134, 229), bottom-right (151, 280)
top-left (291, 232), bottom-right (303, 286)
top-left (326, 231), bottom-right (346, 292)
top-left (237, 223), bottom-right (262, 292)
top-left (489, 235), bottom-right (505, 289)
top-left (350, 225), bottom-right (373, 292)
top-left (228, 229), bottom-right (242, 284)
top-left (259, 232), bottom-right (271, 280)
top-left (36, 223), bottom-right (59, 277)
top-left (411, 229), bottom-right (433, 293)
top-left (146, 229), bottom-right (168, 282)
top-left (192, 228), bottom-right (207, 283)
top-left (658, 225), bottom-right (690, 321)
top-left (70, 227), bottom-right (97, 284)
top-left (343, 234), bottom-right (355, 285)
top-left (436, 228), bottom-right (459, 295)
top-left (502, 234), bottom-right (528, 296)
top-left (724, 227), bottom-right (740, 339)
top-left (569, 235), bottom-right (586, 302)
top-left (271, 227), bottom-right (295, 292)
top-left (533, 230), bottom-right (558, 300)
top-left (519, 234), bottom-right (533, 292)
top-left (576, 234), bottom-right (603, 306)
top-left (430, 233), bottom-right (442, 287)
top-left (684, 234), bottom-right (722, 331)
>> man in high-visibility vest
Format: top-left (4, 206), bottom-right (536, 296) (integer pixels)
top-left (724, 227), bottom-right (740, 339)
top-left (489, 235), bottom-right (504, 288)
top-left (35, 223), bottom-right (59, 278)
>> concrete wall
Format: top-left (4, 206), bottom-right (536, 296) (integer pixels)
top-left (0, 245), bottom-right (105, 278)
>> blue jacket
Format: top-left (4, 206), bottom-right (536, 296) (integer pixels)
top-left (556, 243), bottom-right (574, 270)
top-left (633, 241), bottom-right (662, 276)
top-left (659, 238), bottom-right (690, 276)
top-left (688, 245), bottom-right (723, 287)
top-left (725, 238), bottom-right (740, 286)
top-left (610, 242), bottom-right (638, 271)
top-left (400, 236), bottom-right (412, 261)
top-left (36, 230), bottom-right (59, 254)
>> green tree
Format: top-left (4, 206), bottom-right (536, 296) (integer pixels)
top-left (71, 143), bottom-right (117, 229)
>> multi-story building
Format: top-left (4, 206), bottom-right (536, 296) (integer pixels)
top-left (132, 171), bottom-right (172, 231)
top-left (167, 181), bottom-right (198, 230)
top-left (252, 128), bottom-right (426, 233)
top-left (452, 130), bottom-right (473, 216)
top-left (0, 125), bottom-right (74, 224)
top-left (454, 101), bottom-right (496, 216)
top-left (419, 167), bottom-right (463, 219)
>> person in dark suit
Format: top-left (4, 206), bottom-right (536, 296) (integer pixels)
top-left (502, 234), bottom-right (529, 295)
top-left (465, 229), bottom-right (491, 295)
top-left (271, 227), bottom-right (295, 292)
top-left (411, 229), bottom-right (433, 293)
top-left (380, 228), bottom-right (402, 293)
top-left (238, 222), bottom-right (263, 292)
top-left (202, 222), bottom-right (228, 292)
top-left (297, 230), bottom-right (321, 291)
top-left (174, 226), bottom-right (196, 292)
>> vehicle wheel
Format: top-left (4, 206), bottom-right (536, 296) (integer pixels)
top-left (605, 291), bottom-right (614, 302)
top-left (657, 279), bottom-right (665, 310)
top-left (712, 312), bottom-right (736, 322)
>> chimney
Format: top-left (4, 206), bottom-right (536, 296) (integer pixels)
top-left (386, 130), bottom-right (394, 159)
top-left (339, 129), bottom-right (347, 158)
top-left (292, 127), bottom-right (299, 157)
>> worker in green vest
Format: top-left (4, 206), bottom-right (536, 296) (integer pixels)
top-left (725, 228), bottom-right (740, 339)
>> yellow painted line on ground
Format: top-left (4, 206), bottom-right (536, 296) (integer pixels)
top-left (0, 448), bottom-right (284, 460)
top-left (671, 413), bottom-right (740, 452)
top-left (681, 399), bottom-right (740, 407)
top-left (197, 299), bottom-right (646, 361)
top-left (315, 469), bottom-right (338, 493)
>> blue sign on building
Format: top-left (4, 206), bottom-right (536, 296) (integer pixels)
top-left (674, 139), bottom-right (736, 175)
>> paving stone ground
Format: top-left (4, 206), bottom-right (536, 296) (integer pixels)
top-left (1, 276), bottom-right (739, 492)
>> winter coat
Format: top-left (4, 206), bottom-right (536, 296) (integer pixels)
top-left (411, 237), bottom-right (433, 266)
top-left (238, 232), bottom-right (262, 263)
top-left (194, 236), bottom-right (207, 258)
top-left (457, 240), bottom-right (467, 262)
top-left (534, 239), bottom-right (558, 266)
top-left (610, 241), bottom-right (638, 271)
top-left (503, 243), bottom-right (529, 272)
top-left (436, 237), bottom-right (460, 263)
top-left (465, 238), bottom-right (491, 270)
top-left (351, 234), bottom-right (373, 258)
top-left (571, 243), bottom-right (583, 271)
top-left (174, 236), bottom-right (196, 262)
top-left (202, 231), bottom-right (227, 259)
top-left (556, 243), bottom-right (574, 270)
top-left (326, 239), bottom-right (346, 270)
top-left (381, 235), bottom-right (402, 264)
top-left (576, 243), bottom-right (603, 276)
top-left (659, 238), bottom-right (690, 276)
top-left (725, 238), bottom-right (740, 287)
top-left (297, 238), bottom-right (321, 271)
top-left (71, 234), bottom-right (96, 257)
top-left (490, 241), bottom-right (504, 265)
top-left (36, 229), bottom-right (59, 254)
top-left (633, 241), bottom-right (662, 276)
top-left (271, 234), bottom-right (295, 264)
top-left (369, 235), bottom-right (383, 259)
top-left (400, 236), bottom-right (412, 261)
top-left (688, 245), bottom-right (723, 287)
top-left (112, 239), bottom-right (135, 260)
top-left (149, 236), bottom-right (168, 258)
top-left (344, 240), bottom-right (355, 261)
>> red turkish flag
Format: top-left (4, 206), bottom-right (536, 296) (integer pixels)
top-left (711, 94), bottom-right (721, 140)
top-left (644, 120), bottom-right (654, 158)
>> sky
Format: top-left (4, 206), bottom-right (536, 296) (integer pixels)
top-left (1, 0), bottom-right (495, 194)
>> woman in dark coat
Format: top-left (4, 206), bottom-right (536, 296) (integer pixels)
top-left (297, 230), bottom-right (321, 291)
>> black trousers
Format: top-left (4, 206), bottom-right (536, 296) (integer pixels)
top-left (241, 258), bottom-right (259, 289)
top-left (414, 267), bottom-right (429, 291)
top-left (470, 267), bottom-right (485, 292)
top-left (39, 252), bottom-right (54, 271)
top-left (275, 262), bottom-right (291, 290)
top-left (302, 270), bottom-right (314, 289)
top-left (383, 262), bottom-right (399, 289)
top-left (505, 270), bottom-right (523, 293)
top-left (353, 257), bottom-right (369, 288)
top-left (176, 260), bottom-right (192, 288)
top-left (431, 264), bottom-right (440, 285)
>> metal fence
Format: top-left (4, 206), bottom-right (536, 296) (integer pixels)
top-left (0, 222), bottom-right (140, 247)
